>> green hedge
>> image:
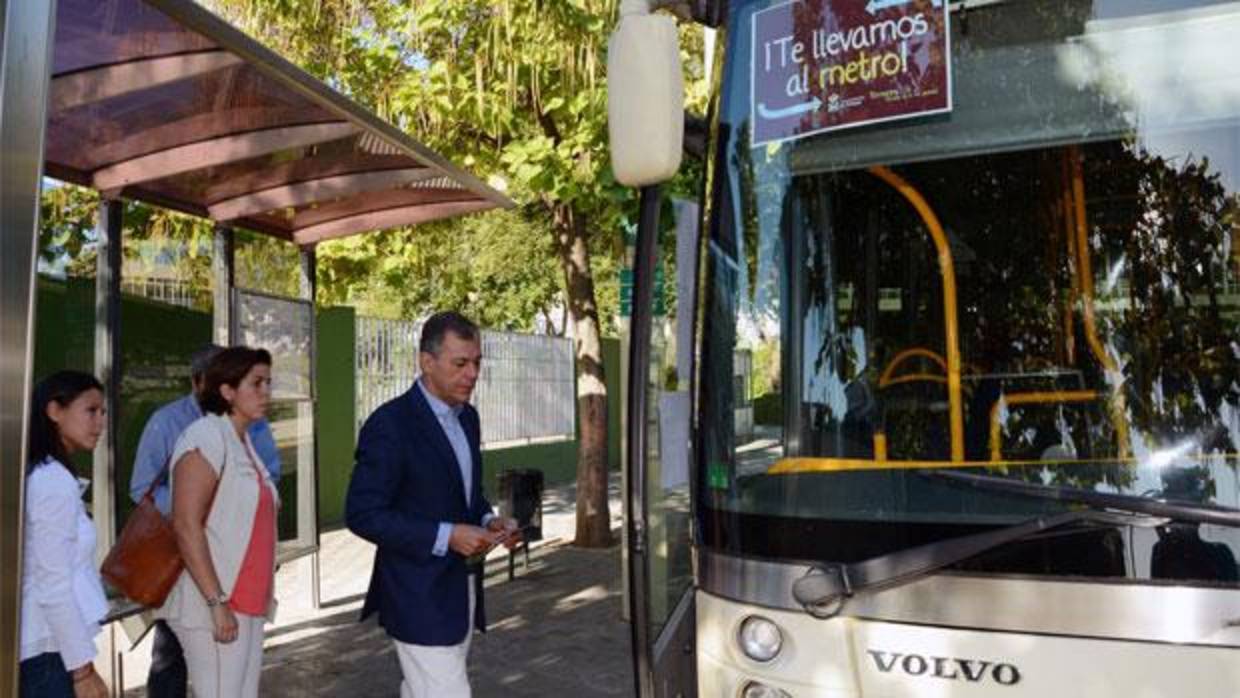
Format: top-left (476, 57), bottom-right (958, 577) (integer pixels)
top-left (753, 392), bottom-right (783, 426)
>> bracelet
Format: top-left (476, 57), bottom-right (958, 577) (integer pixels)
top-left (205, 593), bottom-right (229, 608)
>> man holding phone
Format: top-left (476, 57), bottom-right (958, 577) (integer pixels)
top-left (346, 311), bottom-right (520, 698)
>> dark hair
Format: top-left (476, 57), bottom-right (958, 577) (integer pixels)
top-left (419, 311), bottom-right (479, 355)
top-left (28, 370), bottom-right (104, 472)
top-left (189, 343), bottom-right (224, 379)
top-left (198, 346), bottom-right (272, 415)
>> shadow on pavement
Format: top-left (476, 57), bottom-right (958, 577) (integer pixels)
top-left (256, 535), bottom-right (633, 698)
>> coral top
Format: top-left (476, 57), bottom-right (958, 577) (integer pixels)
top-left (229, 447), bottom-right (276, 616)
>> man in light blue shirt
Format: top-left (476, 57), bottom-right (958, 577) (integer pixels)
top-left (129, 345), bottom-right (281, 513)
top-left (421, 377), bottom-right (493, 556)
top-left (127, 344), bottom-right (280, 698)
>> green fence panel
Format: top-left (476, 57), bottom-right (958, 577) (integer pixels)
top-left (316, 306), bottom-right (356, 527)
top-left (481, 438), bottom-right (580, 501)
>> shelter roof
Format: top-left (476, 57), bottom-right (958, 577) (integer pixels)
top-left (46, 0), bottom-right (511, 245)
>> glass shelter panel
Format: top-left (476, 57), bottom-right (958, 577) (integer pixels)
top-left (118, 207), bottom-right (214, 526)
top-left (34, 182), bottom-right (100, 477)
top-left (235, 290), bottom-right (315, 548)
top-left (235, 228), bottom-right (302, 299)
top-left (236, 291), bottom-right (313, 401)
top-left (700, 0), bottom-right (1240, 587)
top-left (35, 182), bottom-right (98, 380)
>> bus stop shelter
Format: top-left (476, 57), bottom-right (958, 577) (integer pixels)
top-left (0, 1), bottom-right (510, 694)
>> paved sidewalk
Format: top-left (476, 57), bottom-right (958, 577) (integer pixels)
top-left (123, 474), bottom-right (632, 697)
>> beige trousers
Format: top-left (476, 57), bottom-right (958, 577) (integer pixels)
top-left (394, 577), bottom-right (476, 698)
top-left (170, 612), bottom-right (265, 698)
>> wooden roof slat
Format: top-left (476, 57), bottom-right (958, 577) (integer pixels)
top-left (201, 153), bottom-right (412, 203)
top-left (92, 122), bottom-right (359, 190)
top-left (287, 187), bottom-right (476, 229)
top-left (72, 106), bottom-right (330, 171)
top-left (293, 200), bottom-right (495, 245)
top-left (51, 50), bottom-right (242, 111)
top-left (208, 166), bottom-right (436, 221)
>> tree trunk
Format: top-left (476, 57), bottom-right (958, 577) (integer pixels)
top-left (550, 201), bottom-right (612, 548)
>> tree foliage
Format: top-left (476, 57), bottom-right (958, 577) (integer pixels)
top-left (205, 0), bottom-right (707, 546)
top-left (206, 0), bottom-right (705, 328)
top-left (316, 207), bottom-right (566, 330)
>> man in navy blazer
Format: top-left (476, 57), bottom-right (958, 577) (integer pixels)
top-left (346, 311), bottom-right (519, 698)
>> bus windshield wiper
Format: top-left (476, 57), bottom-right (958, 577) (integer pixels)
top-left (791, 470), bottom-right (1240, 620)
top-left (927, 469), bottom-right (1240, 528)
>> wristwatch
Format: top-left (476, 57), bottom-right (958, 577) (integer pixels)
top-left (205, 593), bottom-right (229, 608)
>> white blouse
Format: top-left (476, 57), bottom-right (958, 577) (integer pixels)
top-left (20, 458), bottom-right (109, 669)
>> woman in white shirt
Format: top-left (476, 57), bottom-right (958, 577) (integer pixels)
top-left (20, 371), bottom-right (109, 698)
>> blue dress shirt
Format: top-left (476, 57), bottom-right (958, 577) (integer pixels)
top-left (419, 380), bottom-right (493, 556)
top-left (128, 394), bottom-right (281, 515)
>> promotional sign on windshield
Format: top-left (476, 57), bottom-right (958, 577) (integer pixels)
top-left (751, 0), bottom-right (951, 147)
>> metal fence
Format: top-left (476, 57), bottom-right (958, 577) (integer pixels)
top-left (356, 316), bottom-right (420, 431)
top-left (121, 276), bottom-right (205, 309)
top-left (474, 330), bottom-right (576, 445)
top-left (355, 316), bottom-right (576, 446)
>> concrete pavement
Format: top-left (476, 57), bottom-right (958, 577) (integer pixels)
top-left (122, 474), bottom-right (632, 697)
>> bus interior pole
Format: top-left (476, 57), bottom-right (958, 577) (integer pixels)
top-left (626, 183), bottom-right (662, 698)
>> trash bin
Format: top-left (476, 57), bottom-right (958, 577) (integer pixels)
top-left (497, 468), bottom-right (543, 542)
top-left (497, 469), bottom-right (543, 580)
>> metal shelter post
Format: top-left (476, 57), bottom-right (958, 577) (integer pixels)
top-left (213, 225), bottom-right (235, 345)
top-left (0, 1), bottom-right (57, 695)
top-left (300, 245), bottom-right (322, 610)
top-left (92, 199), bottom-right (124, 693)
top-left (93, 199), bottom-right (123, 555)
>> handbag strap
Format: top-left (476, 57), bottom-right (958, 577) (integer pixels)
top-left (198, 416), bottom-right (235, 520)
top-left (140, 474), bottom-right (163, 502)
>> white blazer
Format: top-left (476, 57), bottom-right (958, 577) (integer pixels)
top-left (158, 413), bottom-right (279, 630)
top-left (20, 458), bottom-right (109, 669)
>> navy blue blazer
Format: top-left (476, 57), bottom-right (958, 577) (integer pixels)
top-left (345, 385), bottom-right (493, 646)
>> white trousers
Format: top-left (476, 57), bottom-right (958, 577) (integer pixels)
top-left (171, 612), bottom-right (265, 698)
top-left (394, 577), bottom-right (476, 698)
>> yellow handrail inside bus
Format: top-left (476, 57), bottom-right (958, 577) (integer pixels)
top-left (868, 165), bottom-right (965, 461)
top-left (766, 451), bottom-right (1240, 474)
top-left (880, 373), bottom-right (948, 388)
top-left (1066, 146), bottom-right (1132, 458)
top-left (987, 389), bottom-right (1099, 461)
top-left (878, 347), bottom-right (947, 388)
top-left (1059, 169), bottom-right (1079, 366)
top-left (873, 432), bottom-right (888, 461)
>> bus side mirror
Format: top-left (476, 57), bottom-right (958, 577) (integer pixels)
top-left (608, 1), bottom-right (684, 187)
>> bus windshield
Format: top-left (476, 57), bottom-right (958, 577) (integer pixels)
top-left (699, 0), bottom-right (1240, 587)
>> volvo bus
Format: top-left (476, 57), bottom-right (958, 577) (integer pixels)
top-left (614, 0), bottom-right (1240, 695)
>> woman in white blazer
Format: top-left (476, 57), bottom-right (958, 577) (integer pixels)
top-left (20, 371), bottom-right (109, 698)
top-left (162, 346), bottom-right (278, 698)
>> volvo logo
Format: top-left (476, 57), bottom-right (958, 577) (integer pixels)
top-left (866, 650), bottom-right (1022, 686)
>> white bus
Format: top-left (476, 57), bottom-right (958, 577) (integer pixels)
top-left (615, 0), bottom-right (1240, 695)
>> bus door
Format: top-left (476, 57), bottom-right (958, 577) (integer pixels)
top-left (627, 189), bottom-right (698, 697)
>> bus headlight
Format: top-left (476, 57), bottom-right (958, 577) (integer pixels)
top-left (737, 615), bottom-right (783, 662)
top-left (741, 681), bottom-right (791, 698)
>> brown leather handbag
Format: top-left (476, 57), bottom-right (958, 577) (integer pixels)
top-left (100, 478), bottom-right (183, 607)
top-left (101, 452), bottom-right (226, 608)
